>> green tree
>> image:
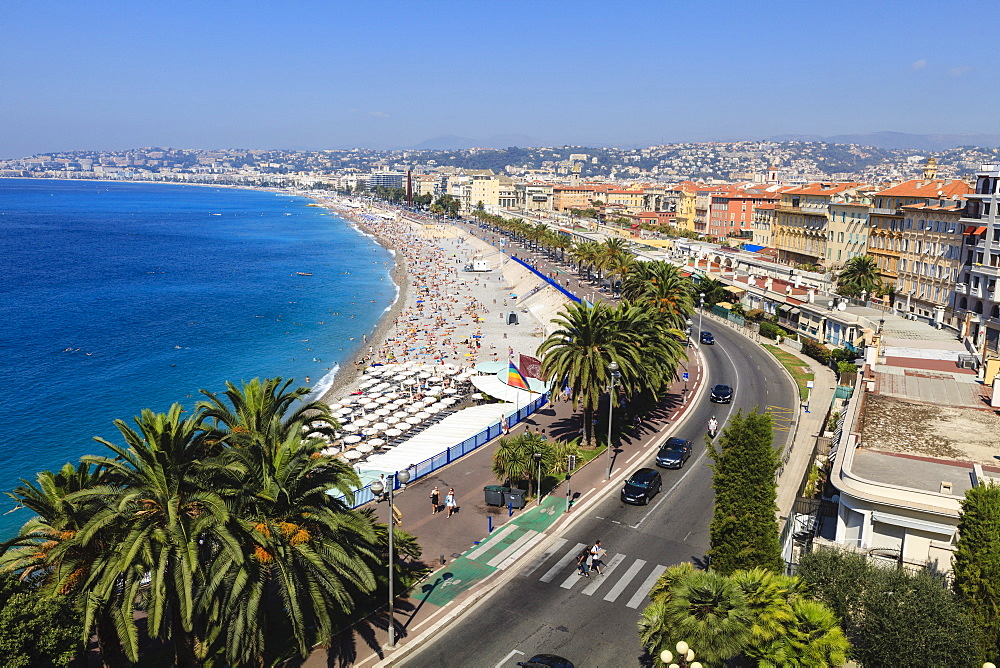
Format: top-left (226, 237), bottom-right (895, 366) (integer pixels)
top-left (0, 572), bottom-right (83, 668)
top-left (492, 432), bottom-right (555, 496)
top-left (798, 547), bottom-right (981, 667)
top-left (621, 260), bottom-right (694, 330)
top-left (640, 568), bottom-right (752, 664)
top-left (695, 277), bottom-right (731, 306)
top-left (953, 482), bottom-right (1000, 661)
top-left (836, 255), bottom-right (883, 298)
top-left (708, 410), bottom-right (783, 575)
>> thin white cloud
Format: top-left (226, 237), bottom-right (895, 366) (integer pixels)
top-left (367, 111), bottom-right (390, 118)
top-left (911, 59), bottom-right (927, 71)
top-left (948, 66), bottom-right (971, 77)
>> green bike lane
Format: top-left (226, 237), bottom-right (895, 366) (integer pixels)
top-left (412, 496), bottom-right (566, 607)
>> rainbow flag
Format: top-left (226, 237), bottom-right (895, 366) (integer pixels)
top-left (507, 361), bottom-right (531, 391)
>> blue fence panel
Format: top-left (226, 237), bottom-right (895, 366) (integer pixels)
top-left (508, 256), bottom-right (581, 303)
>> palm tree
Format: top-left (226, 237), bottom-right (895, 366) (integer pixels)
top-left (492, 432), bottom-right (554, 497)
top-left (198, 377), bottom-right (338, 457)
top-left (695, 277), bottom-right (731, 306)
top-left (621, 261), bottom-right (694, 330)
top-left (751, 598), bottom-right (850, 668)
top-left (207, 434), bottom-right (381, 665)
top-left (537, 302), bottom-right (645, 446)
top-left (640, 569), bottom-right (752, 664)
top-left (73, 403), bottom-right (234, 665)
top-left (836, 255), bottom-right (883, 299)
top-left (730, 568), bottom-right (800, 650)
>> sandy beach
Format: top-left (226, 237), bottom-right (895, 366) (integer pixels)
top-left (314, 201), bottom-right (571, 405)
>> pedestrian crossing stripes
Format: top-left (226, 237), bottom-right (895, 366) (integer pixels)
top-left (533, 542), bottom-right (667, 610)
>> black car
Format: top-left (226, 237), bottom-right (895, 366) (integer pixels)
top-left (656, 437), bottom-right (693, 469)
top-left (620, 468), bottom-right (663, 505)
top-left (711, 384), bottom-right (733, 403)
top-left (700, 331), bottom-right (715, 344)
top-left (517, 654), bottom-right (574, 668)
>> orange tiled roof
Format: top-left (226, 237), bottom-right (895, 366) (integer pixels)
top-left (783, 182), bottom-right (864, 196)
top-left (874, 179), bottom-right (971, 198)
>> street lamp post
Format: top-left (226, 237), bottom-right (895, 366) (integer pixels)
top-left (606, 361), bottom-right (621, 480)
top-left (684, 317), bottom-right (693, 401)
top-left (369, 468), bottom-right (411, 649)
top-left (660, 640), bottom-right (703, 668)
top-left (698, 293), bottom-right (705, 345)
top-left (533, 452), bottom-right (543, 505)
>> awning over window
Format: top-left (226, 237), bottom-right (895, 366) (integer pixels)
top-left (871, 511), bottom-right (956, 537)
top-left (726, 285), bottom-right (747, 295)
top-left (789, 307), bottom-right (801, 315)
top-left (976, 226), bottom-right (988, 235)
top-left (778, 304), bottom-right (792, 312)
top-left (964, 225), bottom-right (977, 234)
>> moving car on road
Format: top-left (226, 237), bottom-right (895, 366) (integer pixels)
top-left (655, 437), bottom-right (693, 469)
top-left (710, 384), bottom-right (733, 403)
top-left (620, 468), bottom-right (663, 505)
top-left (700, 331), bottom-right (715, 345)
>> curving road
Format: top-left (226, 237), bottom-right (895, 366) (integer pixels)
top-left (400, 320), bottom-right (798, 668)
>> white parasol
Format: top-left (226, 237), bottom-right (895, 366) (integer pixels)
top-left (343, 435), bottom-right (362, 444)
top-left (384, 428), bottom-right (402, 438)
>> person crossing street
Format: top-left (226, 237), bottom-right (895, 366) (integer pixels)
top-left (590, 540), bottom-right (606, 575)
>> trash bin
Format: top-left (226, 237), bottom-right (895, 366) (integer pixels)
top-left (504, 488), bottom-right (528, 509)
top-left (484, 485), bottom-right (509, 506)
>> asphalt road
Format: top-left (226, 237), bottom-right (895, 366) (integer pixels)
top-left (400, 321), bottom-right (797, 668)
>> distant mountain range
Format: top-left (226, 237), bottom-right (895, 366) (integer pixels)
top-left (408, 131), bottom-right (1000, 152)
top-left (765, 131), bottom-right (1000, 151)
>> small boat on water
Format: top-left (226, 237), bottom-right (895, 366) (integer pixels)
top-left (295, 272), bottom-right (313, 276)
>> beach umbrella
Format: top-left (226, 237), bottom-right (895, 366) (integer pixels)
top-left (384, 428), bottom-right (402, 438)
top-left (406, 405), bottom-right (423, 414)
top-left (392, 410), bottom-right (409, 419)
top-left (353, 417), bottom-right (371, 427)
top-left (368, 438), bottom-right (386, 448)
top-left (471, 393), bottom-right (483, 400)
top-left (373, 407), bottom-right (391, 416)
top-left (395, 422), bottom-right (412, 432)
top-left (429, 376), bottom-right (443, 383)
top-left (328, 402), bottom-right (343, 410)
top-left (356, 443), bottom-right (374, 454)
top-left (335, 407), bottom-right (353, 416)
top-left (321, 446), bottom-right (341, 456)
top-left (393, 373), bottom-right (407, 381)
top-left (361, 428), bottom-right (379, 437)
top-left (414, 411), bottom-right (430, 420)
top-left (343, 449), bottom-right (363, 460)
top-left (405, 416), bottom-right (422, 425)
top-left (425, 406), bottom-right (441, 414)
top-left (343, 435), bottom-right (362, 445)
top-left (440, 398), bottom-right (457, 406)
top-left (418, 371), bottom-right (432, 379)
top-left (443, 387), bottom-right (458, 394)
top-left (386, 392), bottom-right (401, 399)
top-left (376, 396), bottom-right (393, 404)
top-left (426, 386), bottom-right (445, 396)
top-left (372, 422), bottom-right (390, 431)
top-left (403, 379), bottom-right (417, 386)
top-left (441, 367), bottom-right (460, 375)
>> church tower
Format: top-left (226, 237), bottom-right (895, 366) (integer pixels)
top-left (923, 156), bottom-right (938, 181)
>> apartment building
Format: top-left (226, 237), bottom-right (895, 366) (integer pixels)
top-left (955, 164), bottom-right (1000, 359)
top-left (896, 194), bottom-right (969, 325)
top-left (708, 184), bottom-right (782, 239)
top-left (552, 185), bottom-right (594, 211)
top-left (773, 183), bottom-right (863, 267)
top-left (826, 194), bottom-right (872, 270)
top-left (517, 182), bottom-right (554, 211)
top-left (751, 202), bottom-right (776, 248)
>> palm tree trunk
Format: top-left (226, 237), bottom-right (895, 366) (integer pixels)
top-left (96, 616), bottom-right (129, 668)
top-left (583, 406), bottom-right (595, 448)
top-left (171, 608), bottom-right (199, 667)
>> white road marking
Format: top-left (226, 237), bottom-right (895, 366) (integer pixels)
top-left (465, 524), bottom-right (516, 561)
top-left (495, 531), bottom-right (548, 570)
top-left (626, 450), bottom-right (642, 465)
top-left (540, 542), bottom-right (585, 583)
top-left (487, 530), bottom-right (540, 568)
top-left (495, 649), bottom-right (525, 668)
top-left (626, 564), bottom-right (667, 609)
top-left (560, 567), bottom-right (585, 589)
top-left (520, 537), bottom-right (567, 578)
top-left (581, 553), bottom-right (626, 596)
top-left (604, 558), bottom-right (646, 602)
top-left (631, 451), bottom-right (708, 529)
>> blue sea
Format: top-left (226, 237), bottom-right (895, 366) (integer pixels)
top-left (0, 179), bottom-right (395, 538)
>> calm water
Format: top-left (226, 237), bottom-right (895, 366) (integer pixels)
top-left (0, 179), bottom-right (394, 538)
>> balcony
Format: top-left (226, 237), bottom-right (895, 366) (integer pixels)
top-left (870, 207), bottom-right (901, 216)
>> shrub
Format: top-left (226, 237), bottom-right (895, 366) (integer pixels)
top-left (744, 308), bottom-right (767, 323)
top-left (800, 338), bottom-right (831, 364)
top-left (758, 321), bottom-right (783, 340)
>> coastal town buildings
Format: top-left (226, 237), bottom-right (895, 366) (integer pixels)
top-left (772, 182), bottom-right (863, 268)
top-left (826, 197), bottom-right (872, 270)
top-left (955, 163), bottom-right (1000, 362)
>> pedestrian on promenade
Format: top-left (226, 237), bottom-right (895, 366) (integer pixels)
top-left (430, 486), bottom-right (440, 514)
top-left (576, 548), bottom-right (591, 577)
top-left (590, 541), bottom-right (605, 575)
top-left (445, 488), bottom-right (457, 518)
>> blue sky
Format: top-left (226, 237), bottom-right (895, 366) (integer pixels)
top-left (1, 0), bottom-right (997, 158)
